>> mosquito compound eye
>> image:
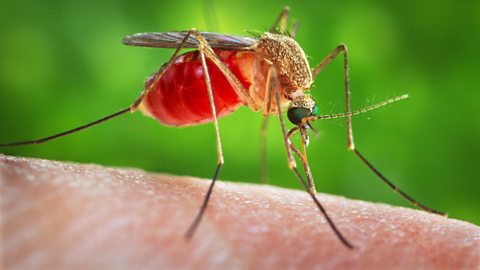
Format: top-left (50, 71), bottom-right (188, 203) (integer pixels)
top-left (312, 105), bottom-right (319, 116)
top-left (287, 107), bottom-right (312, 125)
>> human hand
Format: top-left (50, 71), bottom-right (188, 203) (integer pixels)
top-left (1, 155), bottom-right (479, 269)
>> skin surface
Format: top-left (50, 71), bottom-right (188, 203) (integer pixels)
top-left (1, 155), bottom-right (479, 269)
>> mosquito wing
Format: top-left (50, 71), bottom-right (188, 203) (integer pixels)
top-left (122, 31), bottom-right (258, 51)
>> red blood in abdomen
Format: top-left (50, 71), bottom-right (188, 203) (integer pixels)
top-left (141, 50), bottom-right (253, 127)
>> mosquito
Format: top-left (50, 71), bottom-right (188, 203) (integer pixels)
top-left (0, 7), bottom-right (445, 249)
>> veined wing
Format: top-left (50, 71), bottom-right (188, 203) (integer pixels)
top-left (122, 31), bottom-right (258, 50)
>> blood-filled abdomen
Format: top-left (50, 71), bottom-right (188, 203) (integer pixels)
top-left (139, 50), bottom-right (254, 127)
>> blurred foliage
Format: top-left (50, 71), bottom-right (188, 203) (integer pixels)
top-left (1, 0), bottom-right (478, 225)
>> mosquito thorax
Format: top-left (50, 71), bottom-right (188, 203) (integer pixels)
top-left (287, 91), bottom-right (318, 125)
top-left (254, 32), bottom-right (312, 91)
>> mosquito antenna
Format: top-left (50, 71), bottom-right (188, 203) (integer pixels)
top-left (316, 94), bottom-right (409, 120)
top-left (0, 107), bottom-right (132, 147)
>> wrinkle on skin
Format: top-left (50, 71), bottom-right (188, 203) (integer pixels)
top-left (1, 155), bottom-right (479, 269)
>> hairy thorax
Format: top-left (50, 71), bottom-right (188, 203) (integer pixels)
top-left (254, 32), bottom-right (313, 92)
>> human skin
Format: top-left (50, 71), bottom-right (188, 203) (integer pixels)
top-left (1, 155), bottom-right (479, 269)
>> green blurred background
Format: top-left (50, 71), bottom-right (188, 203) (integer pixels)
top-left (1, 0), bottom-right (478, 225)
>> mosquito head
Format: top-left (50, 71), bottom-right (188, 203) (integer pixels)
top-left (287, 91), bottom-right (318, 125)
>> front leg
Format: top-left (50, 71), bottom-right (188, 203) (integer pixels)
top-left (266, 62), bottom-right (353, 249)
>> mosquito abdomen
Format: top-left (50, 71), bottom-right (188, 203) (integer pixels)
top-left (139, 50), bottom-right (254, 127)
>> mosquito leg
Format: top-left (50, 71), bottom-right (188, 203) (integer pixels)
top-left (185, 42), bottom-right (225, 239)
top-left (259, 71), bottom-right (276, 183)
top-left (266, 64), bottom-right (353, 248)
top-left (311, 44), bottom-right (445, 216)
top-left (0, 31), bottom-right (201, 147)
top-left (266, 64), bottom-right (296, 168)
top-left (259, 117), bottom-right (269, 183)
top-left (285, 127), bottom-right (314, 193)
top-left (287, 126), bottom-right (353, 248)
top-left (185, 28), bottom-right (270, 237)
top-left (300, 127), bottom-right (316, 194)
top-left (311, 44), bottom-right (354, 149)
top-left (270, 6), bottom-right (290, 33)
top-left (190, 29), bottom-right (257, 110)
top-left (353, 149), bottom-right (445, 215)
top-left (130, 31), bottom-right (195, 111)
top-left (0, 108), bottom-right (131, 147)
